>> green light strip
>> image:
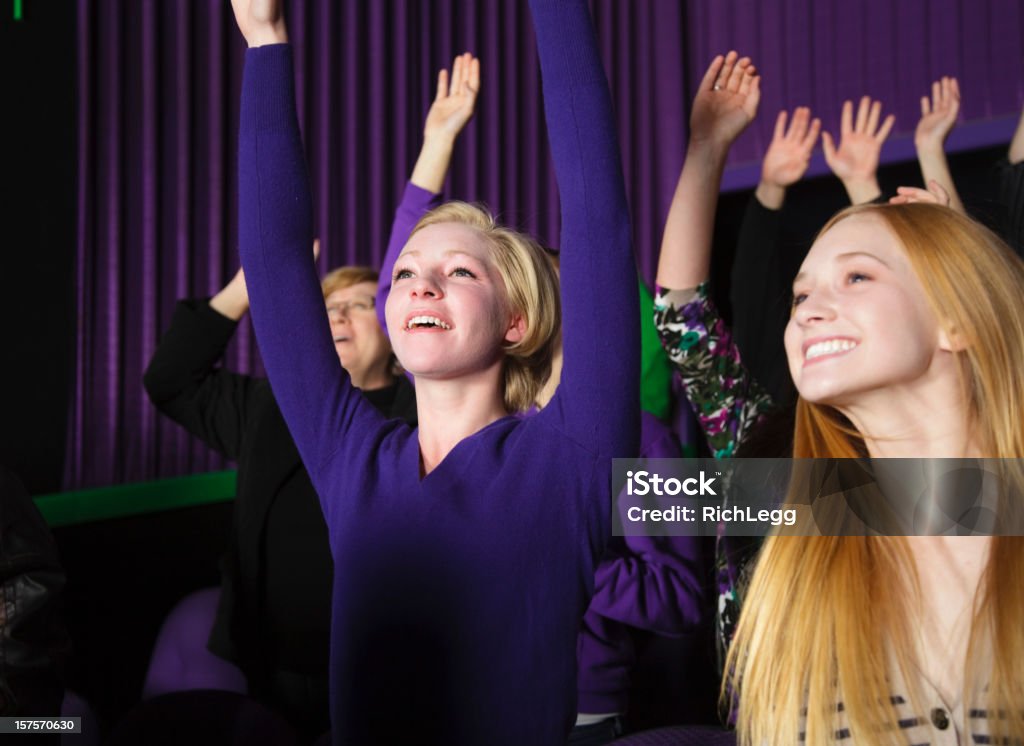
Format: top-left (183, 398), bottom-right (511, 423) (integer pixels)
top-left (14, 0), bottom-right (22, 21)
top-left (34, 470), bottom-right (237, 528)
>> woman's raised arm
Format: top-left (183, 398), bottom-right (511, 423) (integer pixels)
top-left (234, 0), bottom-right (363, 477)
top-left (527, 0), bottom-right (638, 458)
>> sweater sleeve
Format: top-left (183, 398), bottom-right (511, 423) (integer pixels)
top-left (237, 45), bottom-right (374, 482)
top-left (143, 299), bottom-right (258, 460)
top-left (375, 181), bottom-right (444, 332)
top-left (527, 0), bottom-right (640, 460)
top-left (730, 194), bottom-right (792, 403)
top-left (587, 414), bottom-right (705, 635)
top-left (995, 158), bottom-right (1024, 259)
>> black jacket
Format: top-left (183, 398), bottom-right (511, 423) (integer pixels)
top-left (0, 466), bottom-right (69, 716)
top-left (143, 299), bottom-right (416, 691)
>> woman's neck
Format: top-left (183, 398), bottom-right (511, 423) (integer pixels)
top-left (350, 368), bottom-right (396, 392)
top-left (413, 366), bottom-right (509, 476)
top-left (836, 367), bottom-right (983, 459)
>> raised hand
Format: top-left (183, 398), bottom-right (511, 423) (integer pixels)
top-left (689, 51), bottom-right (760, 151)
top-left (756, 107), bottom-right (821, 209)
top-left (914, 77), bottom-right (960, 153)
top-left (913, 77), bottom-right (966, 214)
top-left (889, 179), bottom-right (952, 208)
top-left (822, 96), bottom-right (895, 204)
top-left (423, 53), bottom-right (481, 144)
top-left (410, 53), bottom-right (482, 194)
top-left (229, 0), bottom-right (288, 48)
top-left (657, 51), bottom-right (759, 290)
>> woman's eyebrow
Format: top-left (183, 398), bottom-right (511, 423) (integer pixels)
top-left (836, 250), bottom-right (890, 267)
top-left (792, 251), bottom-right (891, 287)
top-left (442, 250), bottom-right (484, 262)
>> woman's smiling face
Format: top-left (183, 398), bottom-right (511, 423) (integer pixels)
top-left (384, 221), bottom-right (522, 381)
top-left (785, 212), bottom-right (949, 407)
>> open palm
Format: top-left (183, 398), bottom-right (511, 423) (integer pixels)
top-left (914, 77), bottom-right (960, 151)
top-left (761, 107), bottom-right (821, 187)
top-left (823, 96), bottom-right (894, 182)
top-left (424, 53), bottom-right (481, 141)
top-left (689, 51), bottom-right (760, 148)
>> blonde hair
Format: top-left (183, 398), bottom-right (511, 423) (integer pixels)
top-left (321, 265), bottom-right (379, 299)
top-left (726, 204), bottom-right (1024, 745)
top-left (408, 202), bottom-right (561, 413)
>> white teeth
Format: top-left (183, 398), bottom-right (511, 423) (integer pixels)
top-left (805, 339), bottom-right (857, 360)
top-left (406, 315), bottom-right (451, 330)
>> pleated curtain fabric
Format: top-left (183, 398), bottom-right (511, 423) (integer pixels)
top-left (68, 0), bottom-right (1024, 488)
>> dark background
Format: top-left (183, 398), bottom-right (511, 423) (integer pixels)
top-left (1, 1), bottom-right (76, 496)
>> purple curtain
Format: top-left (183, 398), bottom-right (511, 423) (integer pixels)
top-left (68, 0), bottom-right (1024, 489)
top-left (693, 0), bottom-right (1024, 189)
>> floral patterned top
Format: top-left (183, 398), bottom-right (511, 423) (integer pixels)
top-left (653, 284), bottom-right (775, 458)
top-left (653, 282), bottom-right (776, 668)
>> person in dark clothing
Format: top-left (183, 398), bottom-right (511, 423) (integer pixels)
top-left (0, 466), bottom-right (70, 723)
top-left (143, 261), bottom-right (415, 739)
top-left (729, 106), bottom-right (819, 406)
top-left (995, 98), bottom-right (1024, 258)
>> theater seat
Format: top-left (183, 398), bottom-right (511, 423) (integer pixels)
top-left (60, 689), bottom-right (97, 746)
top-left (142, 587), bottom-right (247, 699)
top-left (107, 690), bottom-right (299, 746)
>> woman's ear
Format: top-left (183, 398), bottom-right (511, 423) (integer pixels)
top-left (939, 323), bottom-right (969, 352)
top-left (504, 313), bottom-right (526, 344)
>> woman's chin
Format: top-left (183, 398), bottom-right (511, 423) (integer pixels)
top-left (795, 379), bottom-right (855, 407)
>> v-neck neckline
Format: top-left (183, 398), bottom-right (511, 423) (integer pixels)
top-left (409, 414), bottom-right (517, 486)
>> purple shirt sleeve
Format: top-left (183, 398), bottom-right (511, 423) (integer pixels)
top-left (528, 0), bottom-right (640, 461)
top-left (237, 45), bottom-right (382, 500)
top-left (375, 181), bottom-right (443, 333)
top-left (588, 413), bottom-right (706, 635)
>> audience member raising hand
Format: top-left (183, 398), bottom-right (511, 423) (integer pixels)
top-left (755, 107), bottom-right (821, 210)
top-left (658, 51), bottom-right (760, 290)
top-left (689, 51), bottom-right (760, 148)
top-left (822, 95), bottom-right (895, 205)
top-left (231, 0), bottom-right (639, 741)
top-left (913, 76), bottom-right (965, 214)
top-left (410, 52), bottom-right (481, 194)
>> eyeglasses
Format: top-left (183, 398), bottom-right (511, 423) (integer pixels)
top-left (326, 296), bottom-right (376, 321)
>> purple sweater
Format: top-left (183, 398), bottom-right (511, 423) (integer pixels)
top-left (379, 185), bottom-right (704, 717)
top-left (236, 1), bottom-right (638, 743)
top-left (578, 412), bottom-right (705, 715)
top-left (379, 191), bottom-right (704, 714)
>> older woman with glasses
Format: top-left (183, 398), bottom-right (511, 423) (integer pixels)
top-left (142, 256), bottom-right (414, 740)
